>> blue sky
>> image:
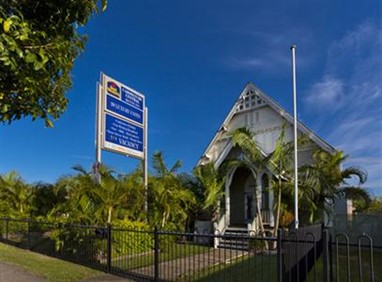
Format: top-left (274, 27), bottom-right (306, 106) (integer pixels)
top-left (1, 0), bottom-right (381, 195)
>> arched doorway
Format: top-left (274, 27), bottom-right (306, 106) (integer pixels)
top-left (229, 167), bottom-right (256, 226)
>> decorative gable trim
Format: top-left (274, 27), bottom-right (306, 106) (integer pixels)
top-left (197, 82), bottom-right (336, 167)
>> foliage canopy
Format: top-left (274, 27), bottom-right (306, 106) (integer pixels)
top-left (0, 0), bottom-right (106, 127)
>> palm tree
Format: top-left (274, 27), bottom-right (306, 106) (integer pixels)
top-left (263, 126), bottom-right (296, 236)
top-left (193, 161), bottom-right (225, 221)
top-left (48, 173), bottom-right (99, 224)
top-left (0, 171), bottom-right (34, 218)
top-left (118, 168), bottom-right (146, 221)
top-left (31, 182), bottom-right (61, 217)
top-left (299, 150), bottom-right (368, 224)
top-left (49, 164), bottom-right (144, 225)
top-left (81, 164), bottom-right (145, 224)
top-left (229, 125), bottom-right (307, 235)
top-left (149, 152), bottom-right (195, 229)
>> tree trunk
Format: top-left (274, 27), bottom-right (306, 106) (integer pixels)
top-left (161, 211), bottom-right (167, 228)
top-left (273, 180), bottom-right (282, 237)
top-left (256, 191), bottom-right (269, 250)
top-left (107, 206), bottom-right (113, 224)
top-left (270, 181), bottom-right (282, 250)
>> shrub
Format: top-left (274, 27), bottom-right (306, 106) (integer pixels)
top-left (111, 219), bottom-right (153, 257)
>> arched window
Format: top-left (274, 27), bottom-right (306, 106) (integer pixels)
top-left (261, 174), bottom-right (269, 210)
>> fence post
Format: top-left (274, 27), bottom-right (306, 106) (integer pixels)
top-left (27, 219), bottom-right (31, 250)
top-left (328, 232), bottom-right (333, 282)
top-left (5, 218), bottom-right (9, 240)
top-left (322, 228), bottom-right (329, 282)
top-left (107, 224), bottom-right (112, 273)
top-left (277, 228), bottom-right (283, 282)
top-left (154, 226), bottom-right (159, 281)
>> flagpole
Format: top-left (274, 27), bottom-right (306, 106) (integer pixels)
top-left (291, 45), bottom-right (299, 229)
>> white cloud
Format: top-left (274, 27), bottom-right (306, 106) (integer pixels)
top-left (305, 77), bottom-right (344, 109)
top-left (227, 55), bottom-right (288, 70)
top-left (224, 28), bottom-right (314, 72)
top-left (326, 21), bottom-right (382, 76)
top-left (304, 21), bottom-right (382, 112)
top-left (304, 20), bottom-right (382, 195)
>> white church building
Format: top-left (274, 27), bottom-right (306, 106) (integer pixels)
top-left (196, 82), bottom-right (336, 235)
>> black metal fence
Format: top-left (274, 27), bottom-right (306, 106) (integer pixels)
top-left (0, 218), bottom-right (379, 281)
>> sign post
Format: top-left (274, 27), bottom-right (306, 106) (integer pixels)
top-left (95, 73), bottom-right (148, 211)
top-left (143, 107), bottom-right (148, 212)
top-left (94, 83), bottom-right (103, 183)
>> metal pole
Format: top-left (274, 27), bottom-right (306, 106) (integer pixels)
top-left (107, 224), bottom-right (112, 273)
top-left (94, 82), bottom-right (103, 183)
top-left (277, 228), bottom-right (283, 282)
top-left (323, 228), bottom-right (330, 282)
top-left (144, 107), bottom-right (148, 213)
top-left (154, 226), bottom-right (159, 281)
top-left (291, 45), bottom-right (299, 229)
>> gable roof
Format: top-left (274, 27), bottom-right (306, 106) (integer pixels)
top-left (197, 82), bottom-right (336, 166)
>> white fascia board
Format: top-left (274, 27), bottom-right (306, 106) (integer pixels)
top-left (248, 83), bottom-right (336, 154)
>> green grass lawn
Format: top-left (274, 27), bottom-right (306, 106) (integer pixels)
top-left (0, 242), bottom-right (106, 282)
top-left (194, 253), bottom-right (278, 282)
top-left (112, 243), bottom-right (211, 270)
top-left (194, 247), bottom-right (382, 282)
top-left (2, 239), bottom-right (380, 282)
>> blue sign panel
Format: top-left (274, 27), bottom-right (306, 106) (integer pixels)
top-left (121, 86), bottom-right (144, 111)
top-left (104, 113), bottom-right (143, 158)
top-left (106, 94), bottom-right (143, 125)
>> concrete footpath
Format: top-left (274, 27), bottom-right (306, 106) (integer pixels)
top-left (0, 261), bottom-right (130, 282)
top-left (0, 261), bottom-right (46, 282)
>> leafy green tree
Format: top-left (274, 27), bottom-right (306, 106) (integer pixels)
top-left (149, 152), bottom-right (195, 230)
top-left (193, 161), bottom-right (225, 221)
top-left (367, 198), bottom-right (382, 214)
top-left (229, 127), bottom-right (268, 235)
top-left (299, 150), bottom-right (368, 223)
top-left (90, 165), bottom-right (145, 224)
top-left (50, 164), bottom-right (144, 225)
top-left (343, 187), bottom-right (371, 213)
top-left (263, 126), bottom-right (298, 235)
top-left (48, 173), bottom-right (99, 224)
top-left (229, 126), bottom-right (307, 235)
top-left (0, 0), bottom-right (106, 126)
top-left (0, 171), bottom-right (33, 218)
top-left (118, 168), bottom-right (146, 221)
top-left (31, 182), bottom-right (67, 217)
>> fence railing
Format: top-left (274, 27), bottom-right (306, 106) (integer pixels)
top-left (0, 218), bottom-right (379, 281)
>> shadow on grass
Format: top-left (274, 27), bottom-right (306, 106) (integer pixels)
top-left (194, 254), bottom-right (278, 282)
